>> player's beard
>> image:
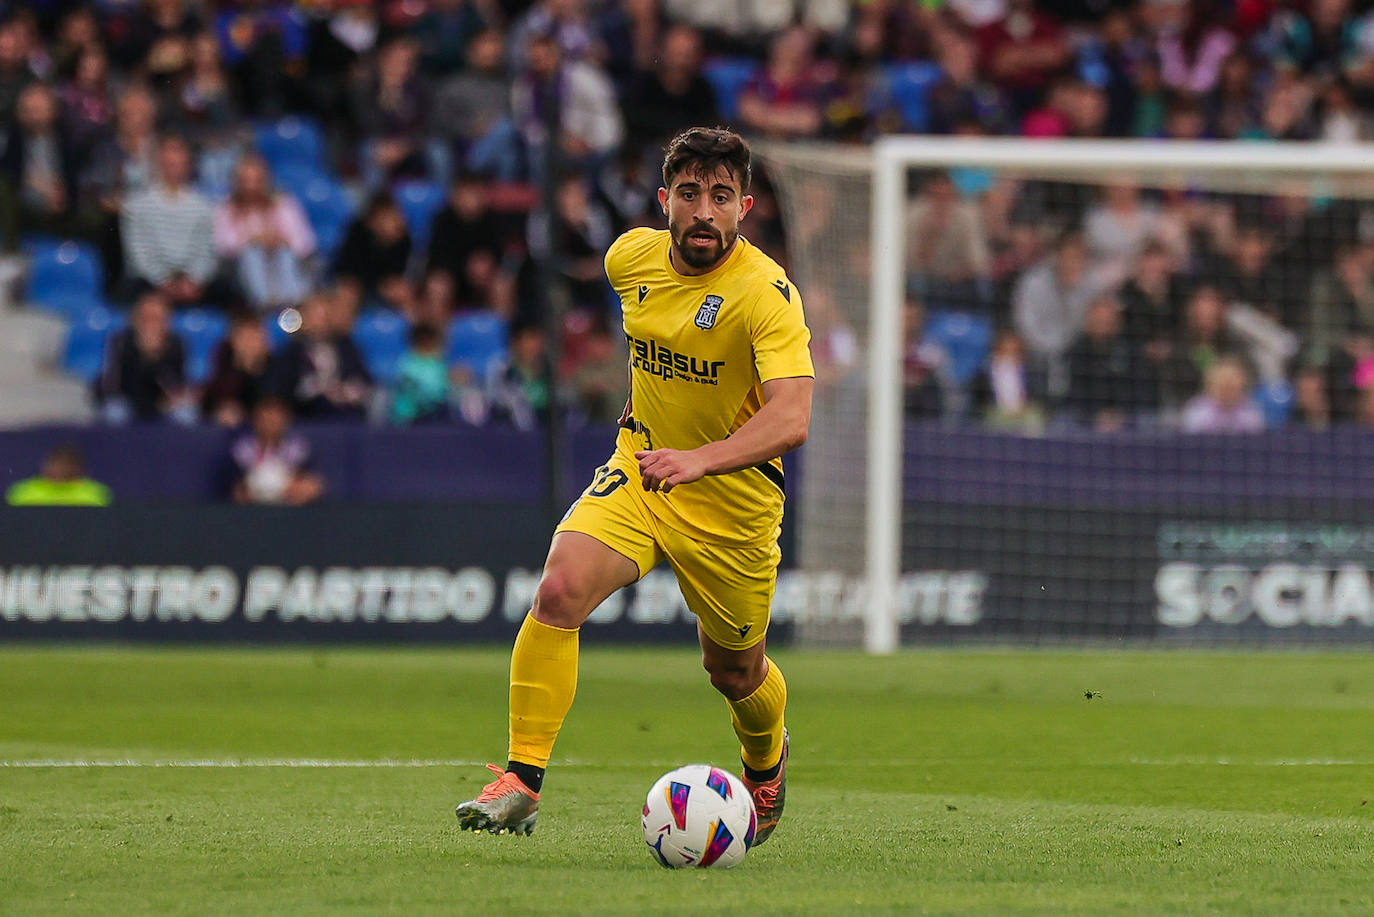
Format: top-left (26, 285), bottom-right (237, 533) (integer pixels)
top-left (671, 220), bottom-right (736, 271)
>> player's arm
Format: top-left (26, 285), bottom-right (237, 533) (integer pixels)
top-left (636, 376), bottom-right (812, 493)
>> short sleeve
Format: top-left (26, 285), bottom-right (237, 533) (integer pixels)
top-left (603, 229), bottom-right (636, 290)
top-left (604, 227), bottom-right (659, 293)
top-left (603, 236), bottom-right (624, 288)
top-left (751, 280), bottom-right (815, 383)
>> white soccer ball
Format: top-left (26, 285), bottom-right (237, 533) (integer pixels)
top-left (641, 764), bottom-right (756, 869)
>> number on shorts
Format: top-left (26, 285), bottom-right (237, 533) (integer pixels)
top-left (588, 466), bottom-right (629, 498)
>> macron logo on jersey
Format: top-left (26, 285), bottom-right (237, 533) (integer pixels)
top-left (638, 285), bottom-right (649, 303)
top-left (771, 279), bottom-right (791, 302)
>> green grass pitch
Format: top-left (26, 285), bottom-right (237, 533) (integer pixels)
top-left (2, 646), bottom-right (1373, 915)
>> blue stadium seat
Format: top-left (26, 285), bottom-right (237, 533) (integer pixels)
top-left (49, 294), bottom-right (110, 323)
top-left (255, 116), bottom-right (325, 172)
top-left (881, 62), bottom-right (942, 133)
top-left (299, 177), bottom-right (355, 258)
top-left (394, 180), bottom-right (445, 251)
top-left (926, 310), bottom-right (993, 386)
top-left (352, 308), bottom-right (411, 384)
top-left (1254, 379), bottom-right (1294, 429)
top-left (63, 305), bottom-right (125, 383)
top-left (272, 162), bottom-right (322, 201)
top-left (447, 312), bottom-right (508, 383)
top-left (172, 308), bottom-right (230, 385)
top-left (702, 58), bottom-right (760, 121)
top-left (25, 239), bottom-right (103, 316)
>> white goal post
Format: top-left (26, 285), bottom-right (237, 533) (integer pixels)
top-left (857, 138), bottom-right (1374, 654)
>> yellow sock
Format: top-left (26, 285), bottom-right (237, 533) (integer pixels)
top-left (508, 614), bottom-right (579, 768)
top-left (727, 656), bottom-right (787, 772)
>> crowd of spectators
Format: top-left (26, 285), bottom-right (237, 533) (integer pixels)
top-left (4, 0), bottom-right (1374, 439)
top-left (848, 164), bottom-right (1374, 434)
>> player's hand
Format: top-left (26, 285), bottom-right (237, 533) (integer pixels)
top-left (635, 449), bottom-right (707, 494)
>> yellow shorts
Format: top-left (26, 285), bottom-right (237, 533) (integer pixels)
top-left (555, 455), bottom-right (781, 651)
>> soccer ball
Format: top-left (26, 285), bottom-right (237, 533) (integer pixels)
top-left (641, 764), bottom-right (756, 869)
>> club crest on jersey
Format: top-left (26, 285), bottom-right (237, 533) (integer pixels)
top-left (695, 295), bottom-right (724, 330)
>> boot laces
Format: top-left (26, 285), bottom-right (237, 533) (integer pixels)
top-left (475, 764), bottom-right (535, 802)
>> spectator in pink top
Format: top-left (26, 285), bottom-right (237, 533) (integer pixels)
top-left (213, 153), bottom-right (315, 310)
top-left (1155, 0), bottom-right (1236, 95)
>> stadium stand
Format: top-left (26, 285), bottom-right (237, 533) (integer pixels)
top-left (0, 0), bottom-right (1369, 434)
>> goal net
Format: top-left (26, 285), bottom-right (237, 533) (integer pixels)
top-left (761, 138), bottom-right (1374, 652)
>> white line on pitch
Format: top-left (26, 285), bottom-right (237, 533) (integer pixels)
top-left (1128, 758), bottom-right (1374, 766)
top-left (3, 758), bottom-right (1373, 769)
top-left (0, 759), bottom-right (486, 768)
top-left (0, 759), bottom-right (696, 769)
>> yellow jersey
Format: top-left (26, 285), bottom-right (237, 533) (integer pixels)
top-left (605, 227), bottom-right (814, 546)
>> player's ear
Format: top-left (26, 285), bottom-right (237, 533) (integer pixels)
top-left (657, 187), bottom-right (669, 215)
top-left (739, 194), bottom-right (754, 220)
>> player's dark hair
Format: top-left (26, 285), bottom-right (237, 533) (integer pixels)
top-left (662, 127), bottom-right (752, 194)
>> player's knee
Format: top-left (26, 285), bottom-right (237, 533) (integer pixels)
top-left (531, 569), bottom-right (593, 629)
top-left (704, 660), bottom-right (759, 701)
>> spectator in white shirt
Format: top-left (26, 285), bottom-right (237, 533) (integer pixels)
top-left (230, 396), bottom-right (325, 505)
top-left (120, 134), bottom-right (216, 305)
top-left (511, 30), bottom-right (622, 178)
top-left (1180, 354), bottom-right (1265, 433)
top-left (1012, 230), bottom-right (1111, 398)
top-left (1083, 182), bottom-right (1184, 284)
top-left (971, 329), bottom-right (1045, 434)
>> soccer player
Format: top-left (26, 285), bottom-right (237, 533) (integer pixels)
top-left (456, 127), bottom-right (814, 847)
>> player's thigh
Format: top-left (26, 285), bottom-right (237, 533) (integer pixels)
top-left (541, 463), bottom-right (663, 627)
top-left (532, 532), bottom-right (641, 627)
top-left (665, 534), bottom-right (781, 652)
